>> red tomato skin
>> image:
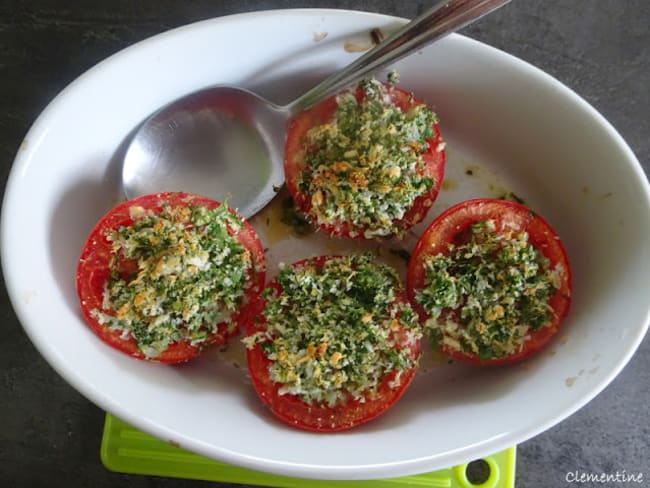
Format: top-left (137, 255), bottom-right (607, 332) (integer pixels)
top-left (76, 192), bottom-right (266, 364)
top-left (407, 198), bottom-right (572, 366)
top-left (284, 84), bottom-right (446, 239)
top-left (245, 256), bottom-right (421, 432)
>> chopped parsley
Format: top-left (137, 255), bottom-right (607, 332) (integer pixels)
top-left (91, 202), bottom-right (253, 358)
top-left (244, 253), bottom-right (421, 406)
top-left (299, 77), bottom-right (439, 238)
top-left (415, 220), bottom-right (562, 360)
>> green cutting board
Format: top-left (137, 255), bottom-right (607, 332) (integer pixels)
top-left (101, 414), bottom-right (515, 487)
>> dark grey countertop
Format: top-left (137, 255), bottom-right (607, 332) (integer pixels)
top-left (1, 1), bottom-right (648, 487)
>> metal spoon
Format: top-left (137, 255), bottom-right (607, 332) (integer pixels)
top-left (123, 0), bottom-right (510, 218)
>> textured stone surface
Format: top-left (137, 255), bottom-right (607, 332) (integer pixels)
top-left (0, 1), bottom-right (648, 487)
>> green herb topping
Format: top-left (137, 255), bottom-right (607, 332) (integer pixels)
top-left (91, 203), bottom-right (254, 358)
top-left (415, 220), bottom-right (563, 360)
top-left (300, 77), bottom-right (440, 238)
top-left (245, 253), bottom-right (421, 406)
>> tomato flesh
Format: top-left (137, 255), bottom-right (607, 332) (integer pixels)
top-left (284, 83), bottom-right (445, 239)
top-left (76, 192), bottom-right (266, 363)
top-left (245, 255), bottom-right (421, 432)
top-left (407, 198), bottom-right (572, 365)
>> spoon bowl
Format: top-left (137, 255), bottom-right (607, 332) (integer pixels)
top-left (122, 0), bottom-right (512, 217)
top-left (123, 86), bottom-right (287, 217)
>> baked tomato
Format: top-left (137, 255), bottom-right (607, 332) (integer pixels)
top-left (407, 199), bottom-right (571, 365)
top-left (76, 192), bottom-right (265, 363)
top-left (284, 78), bottom-right (445, 239)
top-left (244, 253), bottom-right (421, 432)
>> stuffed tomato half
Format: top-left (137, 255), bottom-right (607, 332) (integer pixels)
top-left (407, 199), bottom-right (572, 365)
top-left (76, 192), bottom-right (266, 363)
top-left (244, 253), bottom-right (421, 431)
top-left (284, 77), bottom-right (445, 239)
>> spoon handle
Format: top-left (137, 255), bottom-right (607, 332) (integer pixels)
top-left (287, 0), bottom-right (511, 114)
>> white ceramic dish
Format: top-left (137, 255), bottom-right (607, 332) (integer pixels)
top-left (2, 9), bottom-right (650, 480)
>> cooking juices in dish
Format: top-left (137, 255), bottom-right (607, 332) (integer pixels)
top-left (76, 192), bottom-right (266, 363)
top-left (284, 76), bottom-right (446, 239)
top-left (244, 253), bottom-right (422, 431)
top-left (407, 199), bottom-right (572, 365)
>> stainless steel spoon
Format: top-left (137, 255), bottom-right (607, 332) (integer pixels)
top-left (123, 0), bottom-right (511, 218)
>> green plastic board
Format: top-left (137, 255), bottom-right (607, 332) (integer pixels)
top-left (101, 414), bottom-right (516, 487)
